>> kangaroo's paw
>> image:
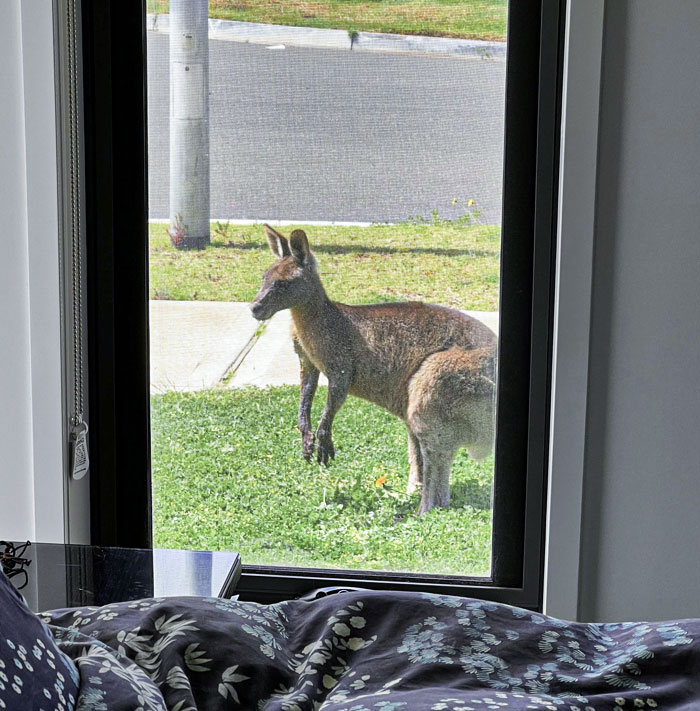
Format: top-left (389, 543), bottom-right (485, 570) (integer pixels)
top-left (301, 430), bottom-right (316, 461)
top-left (418, 496), bottom-right (433, 515)
top-left (418, 491), bottom-right (450, 515)
top-left (316, 429), bottom-right (335, 466)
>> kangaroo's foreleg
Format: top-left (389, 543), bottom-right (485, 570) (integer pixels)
top-left (294, 338), bottom-right (319, 461)
top-left (316, 375), bottom-right (350, 465)
top-left (299, 360), bottom-right (320, 460)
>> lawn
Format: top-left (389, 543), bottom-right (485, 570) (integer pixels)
top-left (149, 219), bottom-right (501, 312)
top-left (151, 386), bottom-right (493, 576)
top-left (146, 1), bottom-right (508, 41)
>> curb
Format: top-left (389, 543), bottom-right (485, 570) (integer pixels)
top-left (146, 14), bottom-right (506, 61)
top-left (353, 31), bottom-right (505, 60)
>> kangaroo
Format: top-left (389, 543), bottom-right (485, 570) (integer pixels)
top-left (250, 225), bottom-right (497, 514)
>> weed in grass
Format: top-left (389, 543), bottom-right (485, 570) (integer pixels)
top-left (408, 200), bottom-right (482, 227)
top-left (152, 288), bottom-right (172, 300)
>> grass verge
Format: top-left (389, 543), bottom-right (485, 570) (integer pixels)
top-left (151, 386), bottom-right (493, 576)
top-left (149, 219), bottom-right (501, 311)
top-left (147, 1), bottom-right (507, 42)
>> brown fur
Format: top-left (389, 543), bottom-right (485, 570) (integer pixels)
top-left (251, 225), bottom-right (497, 514)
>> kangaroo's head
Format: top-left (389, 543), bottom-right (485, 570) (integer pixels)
top-left (250, 225), bottom-right (320, 321)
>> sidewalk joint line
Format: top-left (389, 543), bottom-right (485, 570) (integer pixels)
top-left (219, 320), bottom-right (267, 386)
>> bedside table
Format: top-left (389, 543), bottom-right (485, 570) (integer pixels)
top-left (2, 541), bottom-right (241, 612)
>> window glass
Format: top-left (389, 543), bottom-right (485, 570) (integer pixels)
top-left (147, 1), bottom-right (507, 578)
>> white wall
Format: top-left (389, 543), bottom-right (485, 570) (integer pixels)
top-left (0, 1), bottom-right (36, 540)
top-left (578, 0), bottom-right (700, 621)
top-left (0, 0), bottom-right (64, 542)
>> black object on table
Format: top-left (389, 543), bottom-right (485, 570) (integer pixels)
top-left (0, 540), bottom-right (32, 590)
top-left (2, 541), bottom-right (241, 612)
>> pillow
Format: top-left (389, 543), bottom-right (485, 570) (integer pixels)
top-left (0, 569), bottom-right (79, 711)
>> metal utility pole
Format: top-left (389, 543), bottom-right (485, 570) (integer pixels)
top-left (169, 0), bottom-right (210, 249)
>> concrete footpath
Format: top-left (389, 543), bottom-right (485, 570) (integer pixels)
top-left (149, 301), bottom-right (499, 394)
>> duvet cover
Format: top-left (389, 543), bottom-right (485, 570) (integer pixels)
top-left (42, 590), bottom-right (699, 711)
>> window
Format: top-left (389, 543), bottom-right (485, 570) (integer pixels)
top-left (68, 0), bottom-right (564, 609)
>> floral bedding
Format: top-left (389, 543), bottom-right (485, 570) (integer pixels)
top-left (0, 569), bottom-right (80, 711)
top-left (42, 590), bottom-right (699, 711)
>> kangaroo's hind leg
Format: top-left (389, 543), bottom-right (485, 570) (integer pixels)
top-left (417, 443), bottom-right (457, 514)
top-left (406, 430), bottom-right (423, 494)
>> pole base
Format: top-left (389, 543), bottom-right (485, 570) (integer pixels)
top-left (168, 228), bottom-right (210, 250)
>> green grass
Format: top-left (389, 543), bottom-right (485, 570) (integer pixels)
top-left (149, 219), bottom-right (501, 311)
top-left (147, 1), bottom-right (507, 41)
top-left (151, 387), bottom-right (493, 576)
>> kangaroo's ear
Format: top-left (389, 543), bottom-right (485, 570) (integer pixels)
top-left (264, 224), bottom-right (291, 258)
top-left (289, 229), bottom-right (311, 266)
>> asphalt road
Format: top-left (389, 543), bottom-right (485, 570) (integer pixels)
top-left (146, 32), bottom-right (506, 224)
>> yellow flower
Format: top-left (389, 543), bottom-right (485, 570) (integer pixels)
top-left (452, 198), bottom-right (458, 204)
top-left (468, 199), bottom-right (475, 207)
top-left (375, 476), bottom-right (387, 487)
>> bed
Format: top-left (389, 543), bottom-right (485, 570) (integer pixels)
top-left (13, 586), bottom-right (696, 711)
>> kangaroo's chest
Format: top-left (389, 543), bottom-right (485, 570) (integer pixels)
top-left (292, 315), bottom-right (351, 376)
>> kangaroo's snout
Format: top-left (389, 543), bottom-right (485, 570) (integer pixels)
top-left (249, 298), bottom-right (270, 321)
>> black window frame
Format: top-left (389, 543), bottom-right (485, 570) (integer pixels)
top-left (80, 0), bottom-right (565, 610)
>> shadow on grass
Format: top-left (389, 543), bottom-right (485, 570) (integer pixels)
top-left (213, 240), bottom-right (497, 259)
top-left (450, 477), bottom-right (493, 511)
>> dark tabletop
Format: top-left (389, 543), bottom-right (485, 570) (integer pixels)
top-left (2, 541), bottom-right (241, 612)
